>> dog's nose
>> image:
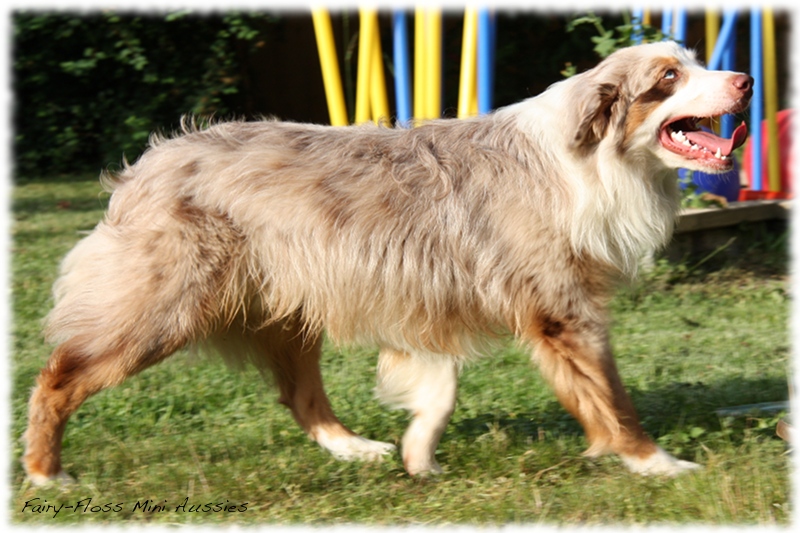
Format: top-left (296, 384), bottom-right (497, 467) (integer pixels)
top-left (733, 74), bottom-right (754, 94)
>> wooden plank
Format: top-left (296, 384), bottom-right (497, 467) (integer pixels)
top-left (676, 200), bottom-right (791, 233)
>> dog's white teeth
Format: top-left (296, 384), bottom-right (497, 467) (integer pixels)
top-left (670, 129), bottom-right (704, 151)
top-left (704, 147), bottom-right (727, 160)
top-left (671, 130), bottom-right (696, 149)
top-left (672, 122), bottom-right (729, 160)
top-left (671, 130), bottom-right (687, 143)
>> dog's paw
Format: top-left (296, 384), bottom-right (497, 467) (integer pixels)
top-left (620, 447), bottom-right (702, 477)
top-left (402, 452), bottom-right (443, 477)
top-left (404, 460), bottom-right (443, 477)
top-left (27, 469), bottom-right (76, 487)
top-left (316, 432), bottom-right (397, 462)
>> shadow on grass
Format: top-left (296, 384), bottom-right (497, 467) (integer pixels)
top-left (452, 375), bottom-right (789, 447)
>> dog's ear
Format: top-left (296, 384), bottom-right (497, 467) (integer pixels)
top-left (570, 82), bottom-right (621, 153)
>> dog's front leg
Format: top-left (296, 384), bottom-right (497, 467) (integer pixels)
top-left (530, 318), bottom-right (701, 476)
top-left (375, 348), bottom-right (459, 476)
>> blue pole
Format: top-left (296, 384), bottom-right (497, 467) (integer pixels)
top-left (662, 8), bottom-right (673, 39)
top-left (720, 17), bottom-right (737, 138)
top-left (708, 9), bottom-right (738, 70)
top-left (392, 11), bottom-right (412, 127)
top-left (674, 8), bottom-right (687, 44)
top-left (631, 7), bottom-right (644, 45)
top-left (477, 8), bottom-right (495, 114)
top-left (750, 8), bottom-right (764, 191)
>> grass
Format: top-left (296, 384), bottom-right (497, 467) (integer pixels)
top-left (8, 175), bottom-right (792, 525)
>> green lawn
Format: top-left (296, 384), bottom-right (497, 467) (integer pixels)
top-left (9, 176), bottom-right (791, 525)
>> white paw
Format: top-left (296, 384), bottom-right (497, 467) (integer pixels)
top-left (315, 430), bottom-right (396, 462)
top-left (403, 453), bottom-right (443, 477)
top-left (621, 447), bottom-right (702, 477)
top-left (27, 469), bottom-right (75, 487)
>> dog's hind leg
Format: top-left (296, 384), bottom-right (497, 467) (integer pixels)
top-left (531, 318), bottom-right (701, 476)
top-left (24, 201), bottom-right (247, 485)
top-left (375, 348), bottom-right (458, 476)
top-left (255, 323), bottom-right (396, 461)
top-left (23, 334), bottom-right (183, 485)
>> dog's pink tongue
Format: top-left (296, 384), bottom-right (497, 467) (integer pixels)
top-left (683, 122), bottom-right (748, 156)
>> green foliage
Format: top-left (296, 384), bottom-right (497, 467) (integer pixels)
top-left (562, 11), bottom-right (664, 77)
top-left (12, 12), bottom-right (278, 177)
top-left (566, 11), bottom-right (665, 59)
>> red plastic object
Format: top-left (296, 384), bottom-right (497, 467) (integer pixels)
top-left (738, 189), bottom-right (790, 201)
top-left (741, 109), bottom-right (794, 195)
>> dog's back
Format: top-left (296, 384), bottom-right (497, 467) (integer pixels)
top-left (62, 114), bottom-right (576, 357)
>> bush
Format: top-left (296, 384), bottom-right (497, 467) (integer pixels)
top-left (12, 12), bottom-right (277, 178)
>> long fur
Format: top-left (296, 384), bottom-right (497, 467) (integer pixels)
top-left (23, 41), bottom-right (753, 484)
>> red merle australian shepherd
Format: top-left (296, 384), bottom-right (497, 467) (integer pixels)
top-left (23, 41), bottom-right (752, 484)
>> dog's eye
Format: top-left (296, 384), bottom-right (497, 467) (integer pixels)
top-left (663, 69), bottom-right (678, 80)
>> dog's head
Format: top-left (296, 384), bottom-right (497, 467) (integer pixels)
top-left (569, 41), bottom-right (753, 173)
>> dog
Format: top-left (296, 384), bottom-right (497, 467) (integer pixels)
top-left (23, 41), bottom-right (752, 485)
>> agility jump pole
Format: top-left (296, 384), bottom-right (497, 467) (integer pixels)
top-left (477, 8), bottom-right (495, 115)
top-left (413, 9), bottom-right (425, 120)
top-left (706, 9), bottom-right (739, 139)
top-left (745, 8), bottom-right (781, 193)
top-left (459, 7), bottom-right (496, 118)
top-left (314, 6), bottom-right (496, 126)
top-left (415, 7), bottom-right (443, 121)
top-left (312, 8), bottom-right (349, 126)
top-left (762, 8), bottom-right (780, 192)
top-left (631, 8), bottom-right (649, 44)
top-left (354, 8), bottom-right (375, 124)
top-left (707, 8), bottom-right (780, 193)
top-left (370, 22), bottom-right (390, 125)
top-left (354, 8), bottom-right (389, 125)
top-left (393, 11), bottom-right (412, 126)
top-left (706, 10), bottom-right (719, 64)
top-left (750, 9), bottom-right (764, 191)
top-left (661, 8), bottom-right (673, 39)
top-left (458, 7), bottom-right (478, 118)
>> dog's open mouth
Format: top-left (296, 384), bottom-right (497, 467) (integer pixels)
top-left (660, 117), bottom-right (748, 170)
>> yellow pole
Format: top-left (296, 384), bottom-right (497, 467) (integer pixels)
top-left (311, 8), bottom-right (348, 126)
top-left (763, 8), bottom-right (781, 191)
top-left (705, 9), bottom-right (720, 134)
top-left (414, 8), bottom-right (427, 121)
top-left (470, 89), bottom-right (478, 116)
top-left (369, 13), bottom-right (390, 125)
top-left (424, 9), bottom-right (442, 120)
top-left (458, 8), bottom-right (478, 119)
top-left (705, 10), bottom-right (719, 65)
top-left (355, 8), bottom-right (377, 124)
